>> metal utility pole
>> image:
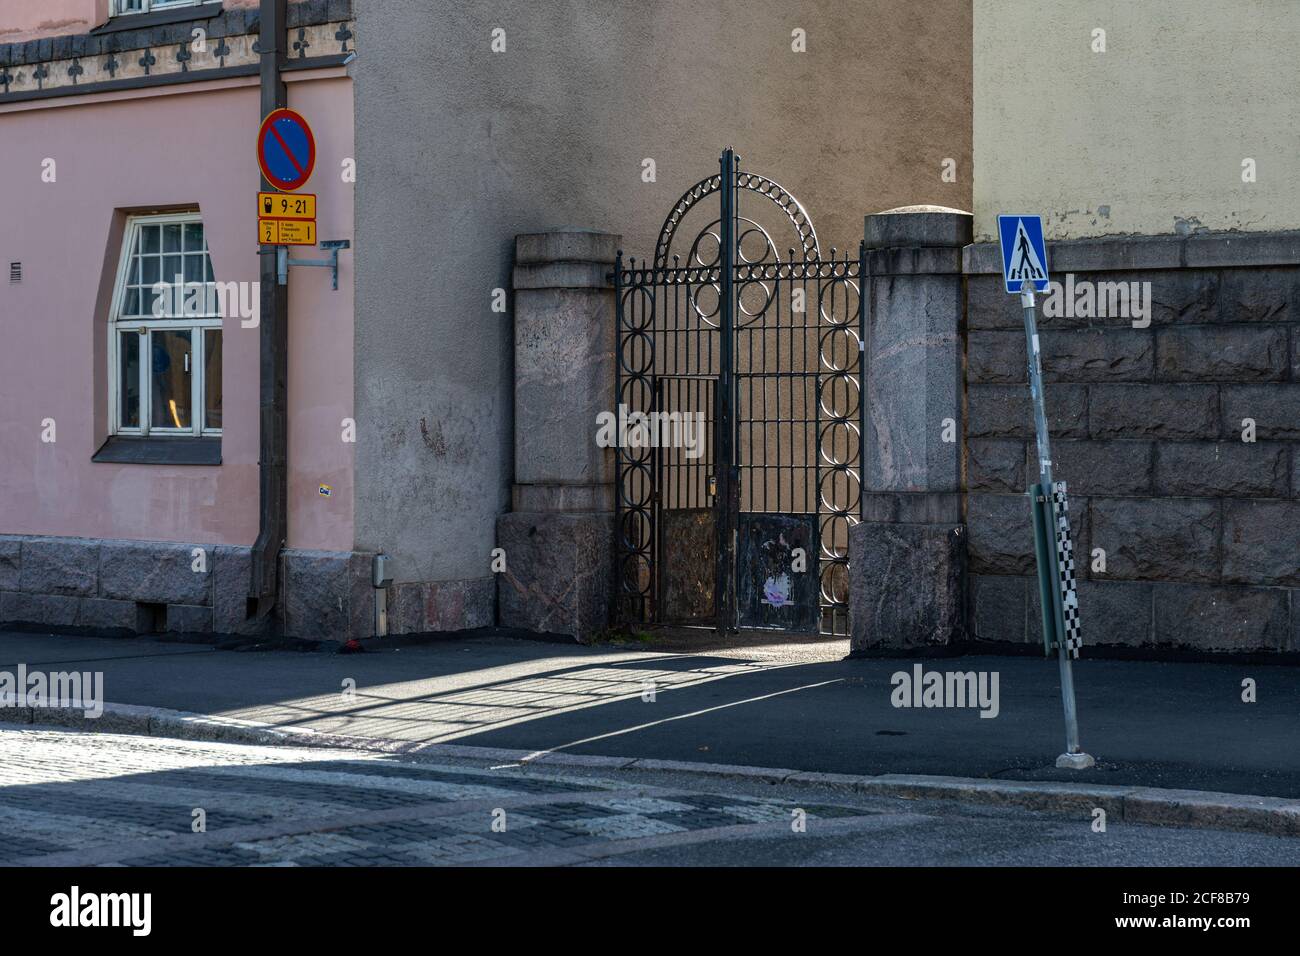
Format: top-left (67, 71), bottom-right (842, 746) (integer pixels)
top-left (1020, 283), bottom-right (1093, 770)
top-left (249, 0), bottom-right (289, 623)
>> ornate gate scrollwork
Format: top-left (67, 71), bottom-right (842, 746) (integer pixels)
top-left (615, 148), bottom-right (865, 636)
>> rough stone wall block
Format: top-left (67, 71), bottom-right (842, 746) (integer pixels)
top-left (500, 231), bottom-right (620, 641)
top-left (279, 549), bottom-right (379, 642)
top-left (851, 522), bottom-right (964, 649)
top-left (851, 207), bottom-right (972, 654)
top-left (497, 512), bottom-right (614, 640)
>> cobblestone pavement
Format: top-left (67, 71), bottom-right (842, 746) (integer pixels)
top-left (2, 725), bottom-right (1298, 867)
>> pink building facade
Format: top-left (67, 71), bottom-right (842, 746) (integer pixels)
top-left (0, 0), bottom-right (366, 639)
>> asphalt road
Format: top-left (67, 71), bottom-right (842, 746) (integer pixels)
top-left (2, 726), bottom-right (1296, 867)
top-left (3, 629), bottom-right (1298, 797)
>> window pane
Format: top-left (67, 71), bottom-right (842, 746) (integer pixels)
top-left (163, 223), bottom-right (183, 253)
top-left (141, 225), bottom-right (160, 254)
top-left (162, 254), bottom-right (183, 288)
top-left (183, 254), bottom-right (205, 284)
top-left (141, 285), bottom-right (160, 317)
top-left (141, 255), bottom-right (160, 285)
top-left (119, 332), bottom-right (141, 428)
top-left (150, 330), bottom-right (192, 429)
top-left (124, 288), bottom-right (141, 316)
top-left (183, 223), bottom-right (204, 252)
top-left (204, 330), bottom-right (222, 430)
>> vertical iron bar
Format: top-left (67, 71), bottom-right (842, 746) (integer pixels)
top-left (653, 374), bottom-right (663, 625)
top-left (774, 268), bottom-right (781, 516)
top-left (715, 148), bottom-right (737, 634)
top-left (858, 240), bottom-right (867, 528)
top-left (853, 242), bottom-right (868, 634)
top-left (814, 263), bottom-right (824, 631)
top-left (612, 252), bottom-right (626, 623)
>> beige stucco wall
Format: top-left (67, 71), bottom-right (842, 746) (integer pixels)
top-left (354, 0), bottom-right (973, 587)
top-left (973, 0), bottom-right (1300, 240)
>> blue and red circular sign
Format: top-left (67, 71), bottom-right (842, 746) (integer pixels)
top-left (257, 108), bottom-right (316, 192)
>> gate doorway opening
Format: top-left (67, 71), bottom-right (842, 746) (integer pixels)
top-left (614, 149), bottom-right (865, 637)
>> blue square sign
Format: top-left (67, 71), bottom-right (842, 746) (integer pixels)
top-left (997, 215), bottom-right (1050, 294)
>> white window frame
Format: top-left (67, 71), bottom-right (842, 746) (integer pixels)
top-left (111, 0), bottom-right (204, 17)
top-left (108, 212), bottom-right (223, 439)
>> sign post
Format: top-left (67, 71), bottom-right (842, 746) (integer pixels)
top-left (998, 215), bottom-right (1094, 770)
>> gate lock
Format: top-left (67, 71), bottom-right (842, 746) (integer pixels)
top-left (707, 474), bottom-right (717, 498)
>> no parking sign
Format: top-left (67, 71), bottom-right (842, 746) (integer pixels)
top-left (257, 108), bottom-right (316, 192)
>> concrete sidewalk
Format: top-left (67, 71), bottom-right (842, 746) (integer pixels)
top-left (2, 628), bottom-right (1298, 799)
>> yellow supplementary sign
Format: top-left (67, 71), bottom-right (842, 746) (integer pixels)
top-left (259, 192), bottom-right (316, 220)
top-left (259, 218), bottom-right (317, 246)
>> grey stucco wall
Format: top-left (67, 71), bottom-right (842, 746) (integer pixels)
top-left (351, 0), bottom-right (972, 598)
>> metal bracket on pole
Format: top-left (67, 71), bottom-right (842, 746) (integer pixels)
top-left (275, 239), bottom-right (350, 290)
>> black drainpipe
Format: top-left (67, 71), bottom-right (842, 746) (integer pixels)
top-left (249, 0), bottom-right (289, 624)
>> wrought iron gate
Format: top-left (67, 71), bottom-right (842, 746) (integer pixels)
top-left (614, 148), bottom-right (864, 636)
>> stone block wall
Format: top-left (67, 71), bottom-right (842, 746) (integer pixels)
top-left (0, 535), bottom-right (385, 642)
top-left (850, 207), bottom-right (971, 652)
top-left (496, 231), bottom-right (619, 642)
top-left (964, 234), bottom-right (1300, 654)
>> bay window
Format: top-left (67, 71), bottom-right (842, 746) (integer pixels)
top-left (109, 213), bottom-right (222, 438)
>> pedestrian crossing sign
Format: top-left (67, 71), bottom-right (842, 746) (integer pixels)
top-left (997, 215), bottom-right (1050, 294)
